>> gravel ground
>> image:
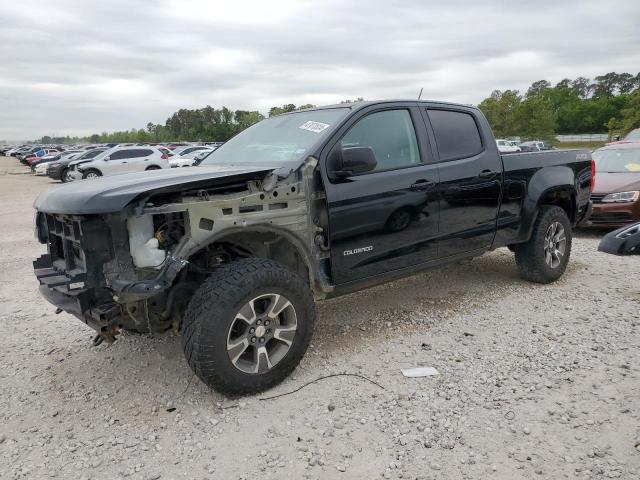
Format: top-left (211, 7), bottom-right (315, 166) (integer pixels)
top-left (1, 156), bottom-right (639, 480)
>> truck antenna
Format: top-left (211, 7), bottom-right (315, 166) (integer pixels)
top-left (418, 88), bottom-right (423, 100)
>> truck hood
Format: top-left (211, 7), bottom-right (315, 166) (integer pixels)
top-left (593, 172), bottom-right (640, 194)
top-left (34, 165), bottom-right (275, 215)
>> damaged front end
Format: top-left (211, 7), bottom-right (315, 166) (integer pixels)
top-left (33, 160), bottom-right (331, 345)
top-left (34, 210), bottom-right (191, 343)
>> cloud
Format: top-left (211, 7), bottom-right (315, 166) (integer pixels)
top-left (1, 0), bottom-right (639, 139)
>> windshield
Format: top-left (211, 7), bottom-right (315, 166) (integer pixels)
top-left (76, 149), bottom-right (106, 160)
top-left (624, 129), bottom-right (640, 141)
top-left (181, 149), bottom-right (212, 159)
top-left (199, 108), bottom-right (349, 167)
top-left (593, 147), bottom-right (640, 172)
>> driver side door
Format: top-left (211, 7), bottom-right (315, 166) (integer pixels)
top-left (322, 103), bottom-right (440, 285)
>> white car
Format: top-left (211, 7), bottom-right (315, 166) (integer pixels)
top-left (169, 148), bottom-right (213, 167)
top-left (496, 139), bottom-right (521, 153)
top-left (72, 146), bottom-right (170, 180)
top-left (34, 151), bottom-right (82, 175)
top-left (172, 145), bottom-right (210, 157)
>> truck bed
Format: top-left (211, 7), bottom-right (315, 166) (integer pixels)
top-left (501, 149), bottom-right (590, 172)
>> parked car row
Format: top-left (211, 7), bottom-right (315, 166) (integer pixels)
top-left (0, 142), bottom-right (222, 182)
top-left (495, 138), bottom-right (555, 154)
top-left (588, 142), bottom-right (640, 228)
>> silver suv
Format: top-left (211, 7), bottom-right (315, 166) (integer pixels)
top-left (71, 146), bottom-right (169, 180)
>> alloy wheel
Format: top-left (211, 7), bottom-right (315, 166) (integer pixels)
top-left (544, 221), bottom-right (566, 268)
top-left (226, 293), bottom-right (297, 374)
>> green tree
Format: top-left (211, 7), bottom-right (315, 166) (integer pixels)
top-left (478, 89), bottom-right (522, 138)
top-left (570, 77), bottom-right (593, 99)
top-left (515, 95), bottom-right (557, 140)
top-left (268, 104), bottom-right (297, 117)
top-left (526, 80), bottom-right (551, 98)
top-left (234, 110), bottom-right (265, 130)
top-left (340, 97), bottom-right (365, 104)
top-left (618, 90), bottom-right (640, 134)
top-left (617, 73), bottom-right (637, 94)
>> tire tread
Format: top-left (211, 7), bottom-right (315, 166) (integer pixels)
top-left (514, 205), bottom-right (572, 284)
top-left (181, 258), bottom-right (315, 396)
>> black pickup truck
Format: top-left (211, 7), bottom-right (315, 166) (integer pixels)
top-left (33, 100), bottom-right (592, 395)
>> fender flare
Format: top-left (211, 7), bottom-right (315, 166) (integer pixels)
top-left (520, 166), bottom-right (577, 241)
top-left (183, 223), bottom-right (328, 295)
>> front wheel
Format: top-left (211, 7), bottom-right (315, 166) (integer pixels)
top-left (60, 168), bottom-right (73, 183)
top-left (514, 205), bottom-right (572, 283)
top-left (82, 169), bottom-right (102, 179)
top-left (181, 258), bottom-right (315, 396)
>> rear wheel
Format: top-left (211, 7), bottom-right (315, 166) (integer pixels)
top-left (181, 258), bottom-right (315, 396)
top-left (145, 165), bottom-right (161, 171)
top-left (82, 169), bottom-right (102, 179)
top-left (514, 206), bottom-right (572, 283)
top-left (385, 208), bottom-right (412, 233)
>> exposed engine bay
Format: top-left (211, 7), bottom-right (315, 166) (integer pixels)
top-left (34, 159), bottom-right (331, 344)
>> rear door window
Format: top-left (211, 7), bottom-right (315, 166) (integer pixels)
top-left (427, 109), bottom-right (483, 161)
top-left (108, 150), bottom-right (131, 160)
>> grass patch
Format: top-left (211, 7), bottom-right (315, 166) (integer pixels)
top-left (553, 140), bottom-right (607, 150)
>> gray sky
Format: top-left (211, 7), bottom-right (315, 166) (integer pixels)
top-left (1, 0), bottom-right (639, 140)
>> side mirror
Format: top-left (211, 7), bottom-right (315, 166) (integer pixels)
top-left (328, 146), bottom-right (377, 179)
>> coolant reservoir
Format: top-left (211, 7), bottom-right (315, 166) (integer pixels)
top-left (127, 215), bottom-right (166, 268)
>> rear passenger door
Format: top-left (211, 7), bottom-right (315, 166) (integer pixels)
top-left (106, 149), bottom-right (148, 173)
top-left (421, 106), bottom-right (502, 257)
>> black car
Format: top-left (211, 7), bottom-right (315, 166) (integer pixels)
top-left (46, 148), bottom-right (108, 182)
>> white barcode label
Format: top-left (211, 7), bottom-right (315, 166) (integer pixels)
top-left (299, 121), bottom-right (330, 133)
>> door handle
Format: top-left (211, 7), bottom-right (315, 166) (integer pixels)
top-left (478, 169), bottom-right (497, 179)
top-left (410, 179), bottom-right (435, 191)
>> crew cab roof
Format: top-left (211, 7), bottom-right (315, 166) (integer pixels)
top-left (283, 99), bottom-right (478, 115)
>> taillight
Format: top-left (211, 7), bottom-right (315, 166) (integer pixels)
top-left (161, 153), bottom-right (168, 159)
top-left (590, 159), bottom-right (596, 192)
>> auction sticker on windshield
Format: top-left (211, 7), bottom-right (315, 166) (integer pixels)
top-left (299, 121), bottom-right (330, 133)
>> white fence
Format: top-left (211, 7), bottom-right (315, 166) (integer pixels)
top-left (555, 134), bottom-right (609, 142)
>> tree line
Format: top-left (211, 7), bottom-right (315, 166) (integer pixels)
top-left (478, 72), bottom-right (640, 140)
top-left (37, 99), bottom-right (364, 145)
top-left (33, 73), bottom-right (640, 145)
